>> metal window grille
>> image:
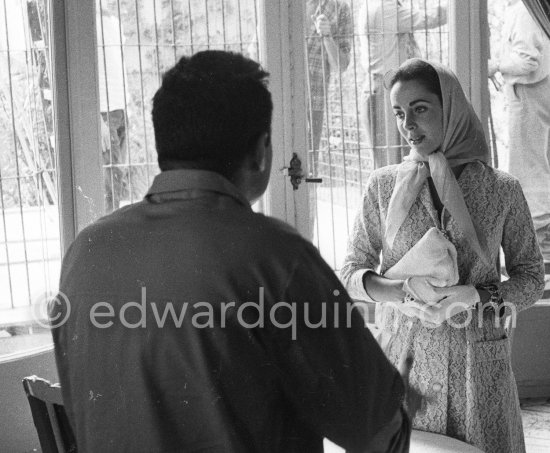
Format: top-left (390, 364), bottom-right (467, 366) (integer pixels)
top-left (0, 0), bottom-right (261, 347)
top-left (305, 0), bottom-right (449, 269)
top-left (96, 0), bottom-right (261, 213)
top-left (0, 0), bottom-right (59, 337)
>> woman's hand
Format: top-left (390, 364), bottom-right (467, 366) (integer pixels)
top-left (363, 272), bottom-right (407, 303)
top-left (421, 284), bottom-right (480, 326)
top-left (403, 276), bottom-right (446, 306)
top-left (389, 295), bottom-right (428, 320)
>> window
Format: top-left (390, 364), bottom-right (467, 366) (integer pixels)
top-left (0, 0), bottom-right (263, 358)
top-left (0, 0), bottom-right (489, 357)
top-left (96, 0), bottom-right (262, 214)
top-left (303, 0), bottom-right (450, 269)
top-left (487, 0), bottom-right (550, 279)
top-left (0, 0), bottom-right (58, 359)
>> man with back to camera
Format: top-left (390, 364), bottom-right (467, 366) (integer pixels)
top-left (51, 50), bottom-right (413, 452)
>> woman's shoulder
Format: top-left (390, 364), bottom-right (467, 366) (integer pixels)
top-left (469, 163), bottom-right (523, 205)
top-left (478, 163), bottom-right (520, 188)
top-left (365, 164), bottom-right (400, 194)
top-left (369, 163), bottom-right (400, 181)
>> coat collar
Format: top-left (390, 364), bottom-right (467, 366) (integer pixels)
top-left (145, 169), bottom-right (251, 209)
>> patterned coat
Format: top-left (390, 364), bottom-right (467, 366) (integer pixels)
top-left (341, 161), bottom-right (545, 453)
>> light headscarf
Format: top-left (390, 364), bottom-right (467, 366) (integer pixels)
top-left (384, 59), bottom-right (490, 263)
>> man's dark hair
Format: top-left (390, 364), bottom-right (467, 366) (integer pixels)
top-left (385, 59), bottom-right (442, 105)
top-left (152, 50), bottom-right (273, 177)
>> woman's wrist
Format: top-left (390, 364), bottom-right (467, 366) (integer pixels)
top-left (363, 271), bottom-right (406, 303)
top-left (476, 288), bottom-right (491, 304)
top-left (475, 284), bottom-right (506, 315)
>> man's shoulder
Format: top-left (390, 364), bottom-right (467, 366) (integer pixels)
top-left (249, 212), bottom-right (315, 251)
top-left (72, 202), bottom-right (313, 257)
top-left (253, 212), bottom-right (300, 235)
top-left (68, 202), bottom-right (144, 247)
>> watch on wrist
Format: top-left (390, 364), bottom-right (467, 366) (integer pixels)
top-left (476, 283), bottom-right (505, 315)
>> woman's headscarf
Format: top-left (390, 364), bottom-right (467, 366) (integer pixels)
top-left (384, 59), bottom-right (490, 263)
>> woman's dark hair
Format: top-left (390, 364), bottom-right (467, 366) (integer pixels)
top-left (385, 59), bottom-right (442, 104)
top-left (152, 50), bottom-right (273, 178)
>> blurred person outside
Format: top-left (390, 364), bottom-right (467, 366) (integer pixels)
top-left (489, 0), bottom-right (550, 263)
top-left (359, 0), bottom-right (447, 168)
top-left (305, 0), bottom-right (352, 240)
top-left (306, 0), bottom-right (352, 167)
top-left (97, 7), bottom-right (128, 212)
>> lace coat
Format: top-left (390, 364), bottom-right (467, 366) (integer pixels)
top-left (341, 161), bottom-right (545, 453)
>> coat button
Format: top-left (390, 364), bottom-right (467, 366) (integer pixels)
top-left (432, 383), bottom-right (442, 392)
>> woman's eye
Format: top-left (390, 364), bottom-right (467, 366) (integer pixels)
top-left (394, 111), bottom-right (404, 119)
top-left (415, 106), bottom-right (427, 113)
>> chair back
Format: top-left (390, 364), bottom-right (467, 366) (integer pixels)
top-left (22, 375), bottom-right (77, 453)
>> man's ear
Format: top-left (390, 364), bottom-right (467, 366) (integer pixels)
top-left (252, 132), bottom-right (271, 172)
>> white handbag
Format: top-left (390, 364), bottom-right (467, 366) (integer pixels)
top-left (383, 227), bottom-right (459, 287)
top-left (374, 227), bottom-right (460, 353)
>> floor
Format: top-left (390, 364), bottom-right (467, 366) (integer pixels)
top-left (1, 332), bottom-right (549, 452)
top-left (521, 398), bottom-right (550, 453)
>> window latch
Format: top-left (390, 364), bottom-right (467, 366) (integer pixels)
top-left (281, 153), bottom-right (323, 190)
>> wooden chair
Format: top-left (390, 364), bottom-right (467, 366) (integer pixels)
top-left (22, 375), bottom-right (77, 453)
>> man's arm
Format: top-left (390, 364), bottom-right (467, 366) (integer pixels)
top-left (316, 16), bottom-right (345, 71)
top-left (314, 2), bottom-right (352, 72)
top-left (497, 11), bottom-right (545, 77)
top-left (268, 244), bottom-right (410, 452)
top-left (397, 3), bottom-right (447, 32)
top-left (363, 406), bottom-right (410, 453)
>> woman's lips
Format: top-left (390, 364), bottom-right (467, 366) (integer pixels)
top-left (409, 136), bottom-right (425, 145)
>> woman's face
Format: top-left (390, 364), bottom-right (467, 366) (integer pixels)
top-left (390, 79), bottom-right (444, 157)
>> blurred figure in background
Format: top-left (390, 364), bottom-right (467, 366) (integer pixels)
top-left (306, 0), bottom-right (352, 170)
top-left (359, 0), bottom-right (447, 168)
top-left (305, 0), bottom-right (352, 241)
top-left (489, 0), bottom-right (550, 263)
top-left (306, 0), bottom-right (353, 240)
top-left (97, 7), bottom-right (128, 212)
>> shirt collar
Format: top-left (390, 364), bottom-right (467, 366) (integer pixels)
top-left (145, 169), bottom-right (251, 209)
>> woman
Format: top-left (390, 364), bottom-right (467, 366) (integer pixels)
top-left (341, 58), bottom-right (545, 453)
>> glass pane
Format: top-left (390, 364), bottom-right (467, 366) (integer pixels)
top-left (96, 0), bottom-right (261, 214)
top-left (304, 0), bottom-right (449, 269)
top-left (0, 0), bottom-right (59, 357)
top-left (488, 0), bottom-right (550, 270)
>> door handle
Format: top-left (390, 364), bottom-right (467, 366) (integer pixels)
top-left (282, 153), bottom-right (323, 190)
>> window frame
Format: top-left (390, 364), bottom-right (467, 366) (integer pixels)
top-left (50, 0), bottom-right (490, 239)
top-left (280, 0), bottom-right (490, 237)
top-left (52, 0), bottom-right (102, 255)
top-left (52, 0), bottom-right (299, 242)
